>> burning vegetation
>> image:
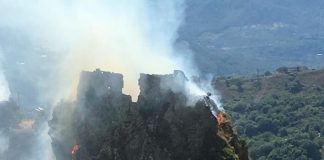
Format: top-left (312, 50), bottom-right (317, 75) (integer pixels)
top-left (16, 119), bottom-right (35, 133)
top-left (71, 144), bottom-right (80, 160)
top-left (216, 112), bottom-right (227, 125)
top-left (49, 69), bottom-right (249, 160)
top-left (0, 100), bottom-right (50, 160)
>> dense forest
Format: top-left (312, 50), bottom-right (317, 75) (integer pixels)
top-left (215, 67), bottom-right (324, 159)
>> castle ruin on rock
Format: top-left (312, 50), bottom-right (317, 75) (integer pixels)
top-left (49, 69), bottom-right (249, 160)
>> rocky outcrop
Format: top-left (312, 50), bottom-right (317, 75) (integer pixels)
top-left (49, 69), bottom-right (249, 160)
top-left (49, 69), bottom-right (132, 159)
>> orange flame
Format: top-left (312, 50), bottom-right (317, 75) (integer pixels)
top-left (216, 112), bottom-right (226, 125)
top-left (71, 144), bottom-right (80, 155)
top-left (12, 119), bottom-right (35, 134)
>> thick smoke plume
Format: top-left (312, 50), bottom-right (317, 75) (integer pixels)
top-left (0, 0), bottom-right (190, 103)
top-left (0, 49), bottom-right (10, 101)
top-left (0, 70), bottom-right (9, 101)
top-left (0, 0), bottom-right (222, 159)
top-left (0, 131), bottom-right (9, 157)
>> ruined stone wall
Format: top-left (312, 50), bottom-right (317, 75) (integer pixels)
top-left (77, 69), bottom-right (124, 101)
top-left (137, 70), bottom-right (189, 117)
top-left (138, 70), bottom-right (188, 97)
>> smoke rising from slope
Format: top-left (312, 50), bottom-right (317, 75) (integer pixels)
top-left (0, 0), bottom-right (189, 103)
top-left (0, 49), bottom-right (10, 101)
top-left (0, 0), bottom-right (223, 159)
top-left (0, 70), bottom-right (10, 101)
top-left (0, 131), bottom-right (9, 157)
top-left (0, 0), bottom-right (186, 159)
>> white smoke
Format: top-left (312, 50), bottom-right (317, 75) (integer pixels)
top-left (185, 75), bottom-right (224, 115)
top-left (31, 124), bottom-right (56, 160)
top-left (0, 0), bottom-right (186, 159)
top-left (0, 72), bottom-right (10, 101)
top-left (0, 0), bottom-right (222, 159)
top-left (0, 0), bottom-right (218, 105)
top-left (0, 49), bottom-right (10, 101)
top-left (0, 131), bottom-right (9, 156)
top-left (0, 0), bottom-right (187, 103)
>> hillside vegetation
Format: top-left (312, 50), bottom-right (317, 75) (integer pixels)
top-left (179, 0), bottom-right (324, 75)
top-left (214, 67), bottom-right (324, 160)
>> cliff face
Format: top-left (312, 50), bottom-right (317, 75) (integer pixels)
top-left (49, 69), bottom-right (248, 160)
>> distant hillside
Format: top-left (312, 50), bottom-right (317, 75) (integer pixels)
top-left (179, 0), bottom-right (324, 75)
top-left (214, 67), bottom-right (324, 159)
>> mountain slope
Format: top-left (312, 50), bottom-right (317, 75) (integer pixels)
top-left (214, 67), bottom-right (324, 159)
top-left (179, 0), bottom-right (324, 75)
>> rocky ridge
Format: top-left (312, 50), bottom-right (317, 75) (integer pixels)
top-left (49, 69), bottom-right (249, 160)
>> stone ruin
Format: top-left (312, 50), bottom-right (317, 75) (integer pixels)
top-left (77, 69), bottom-right (124, 100)
top-left (49, 69), bottom-right (249, 160)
